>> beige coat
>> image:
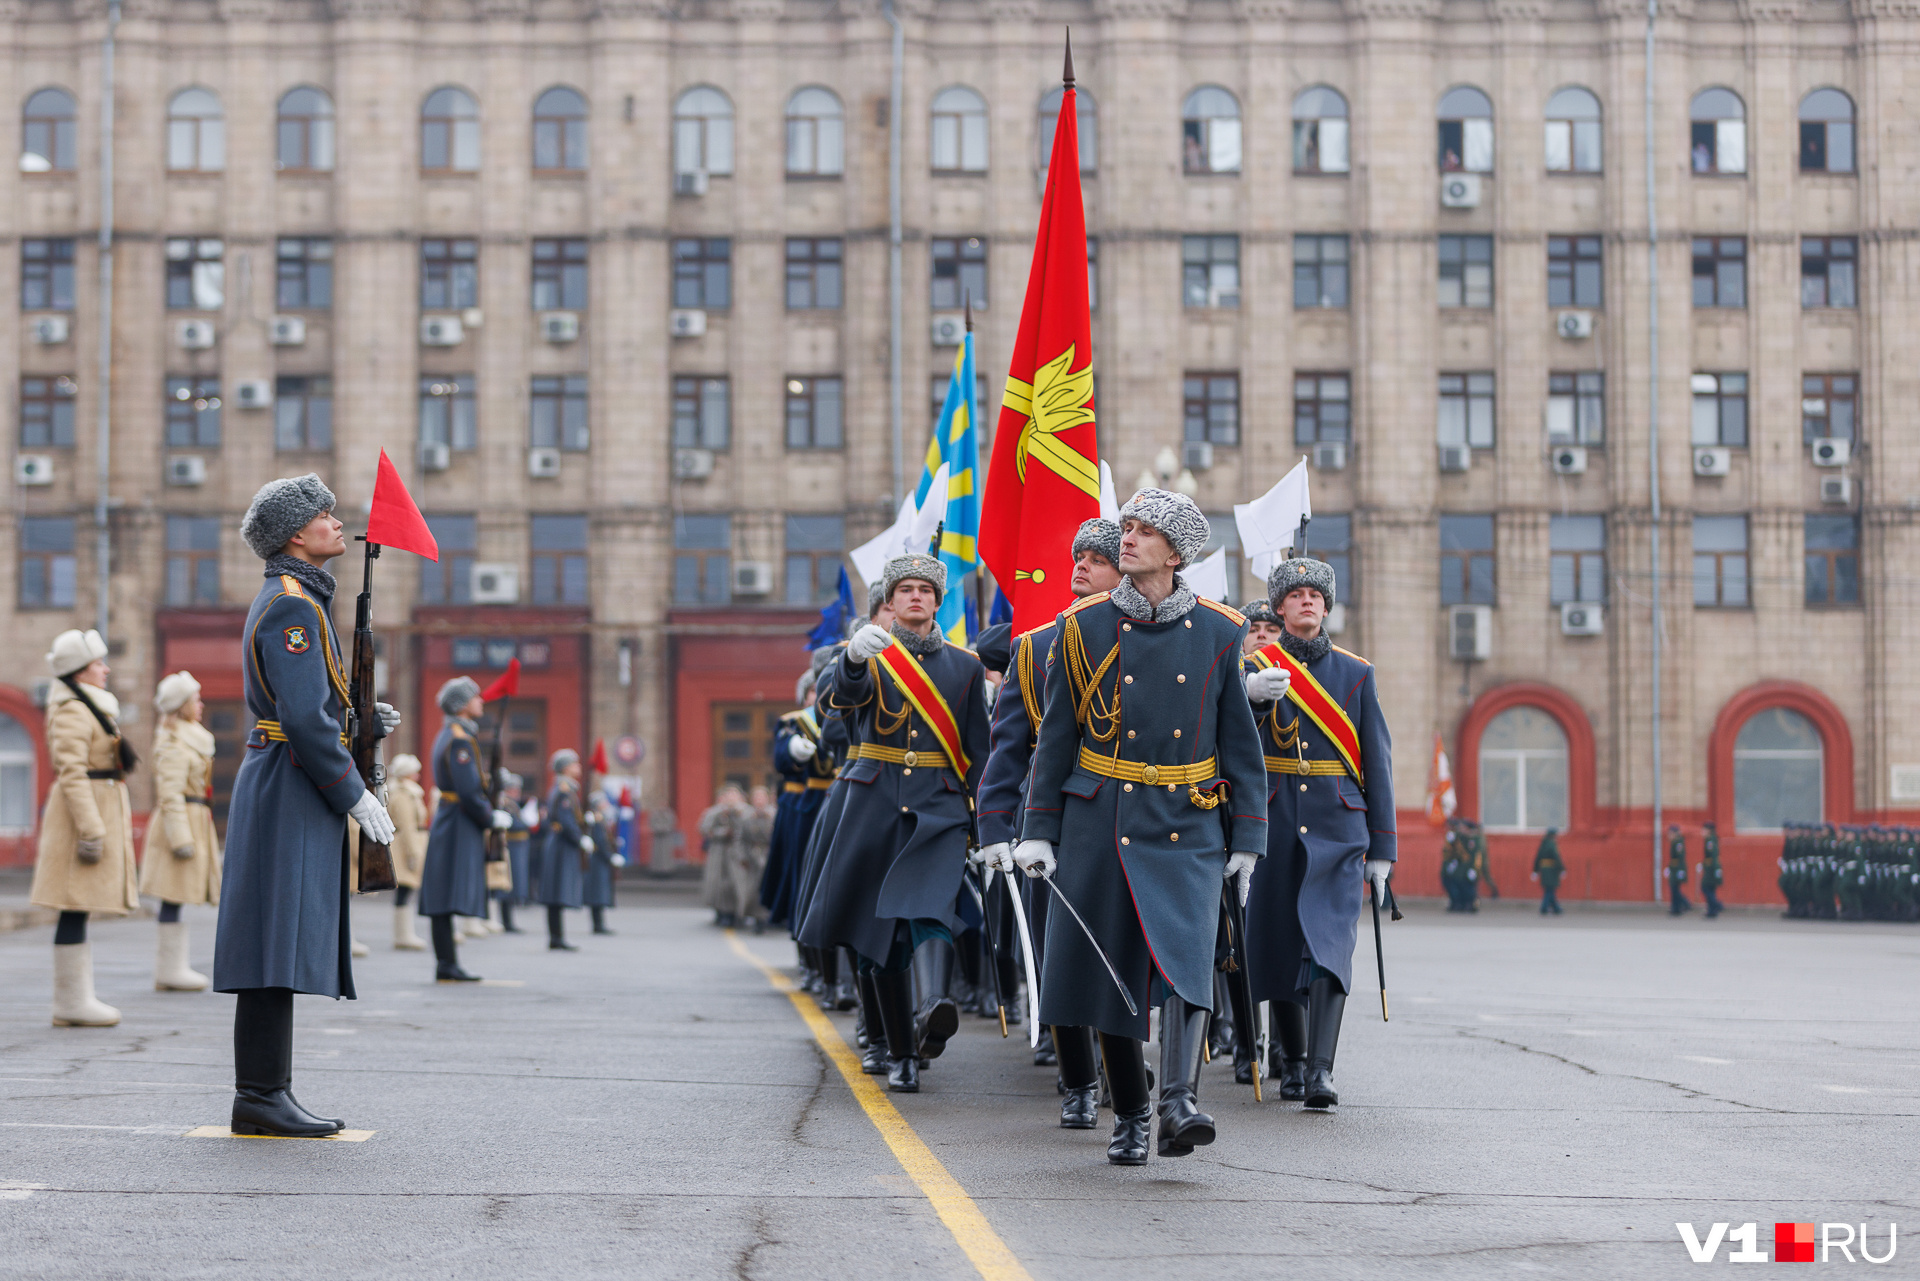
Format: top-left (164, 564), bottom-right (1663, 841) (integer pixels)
top-left (30, 683), bottom-right (139, 916)
top-left (137, 718), bottom-right (221, 905)
top-left (388, 778), bottom-right (429, 889)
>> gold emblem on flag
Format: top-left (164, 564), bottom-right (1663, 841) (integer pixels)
top-left (1003, 345), bottom-right (1099, 500)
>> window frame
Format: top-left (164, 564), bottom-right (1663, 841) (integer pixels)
top-left (418, 376), bottom-right (477, 452)
top-left (421, 238), bottom-right (479, 312)
top-left (1691, 237), bottom-right (1747, 308)
top-left (1437, 372), bottom-right (1497, 451)
top-left (1689, 88), bottom-right (1747, 175)
top-left (1478, 706), bottom-right (1571, 833)
top-left (529, 513), bottom-right (589, 606)
top-left (931, 85), bottom-right (989, 174)
top-left (19, 375), bottom-right (77, 449)
top-left (1182, 86), bottom-right (1243, 176)
top-left (167, 88), bottom-right (225, 174)
top-left (672, 238), bottom-right (732, 311)
top-left (164, 513), bottom-right (222, 608)
top-left (418, 513), bottom-right (477, 605)
top-left (1439, 513), bottom-right (1497, 607)
top-left (531, 238), bottom-right (589, 312)
top-left (1803, 513), bottom-right (1861, 608)
top-left (274, 375), bottom-right (333, 453)
top-left (1290, 85), bottom-right (1350, 176)
top-left (530, 375), bottom-right (590, 452)
top-left (1547, 372), bottom-right (1605, 448)
top-left (1798, 88), bottom-right (1855, 175)
top-left (276, 237), bottom-right (333, 311)
top-left (1544, 86), bottom-right (1603, 174)
top-left (275, 86), bottom-right (335, 174)
top-left (1547, 235), bottom-right (1603, 309)
top-left (1690, 372), bottom-right (1749, 448)
top-left (1801, 236), bottom-right (1857, 309)
top-left (672, 376), bottom-right (731, 451)
top-left (1801, 373), bottom-right (1857, 445)
top-left (930, 236), bottom-right (987, 311)
top-left (21, 238), bottom-right (75, 311)
top-left (1437, 85), bottom-right (1494, 174)
top-left (1182, 372), bottom-right (1241, 448)
top-left (673, 86), bottom-right (736, 177)
top-left (1292, 373), bottom-right (1351, 446)
top-left (165, 237), bottom-right (224, 311)
top-left (1732, 707), bottom-right (1823, 832)
top-left (783, 514), bottom-right (847, 606)
top-left (1438, 234), bottom-right (1494, 308)
top-left (22, 87), bottom-right (78, 173)
top-left (421, 86), bottom-right (481, 175)
top-left (673, 513), bottom-right (733, 606)
top-left (165, 375), bottom-right (222, 449)
top-left (18, 515), bottom-right (77, 610)
top-left (1180, 234), bottom-right (1240, 309)
top-left (1691, 514), bottom-right (1750, 608)
top-left (1548, 513), bottom-right (1607, 605)
top-left (1293, 234), bottom-right (1350, 310)
top-left (784, 376), bottom-right (844, 451)
top-left (785, 87), bottom-right (845, 178)
top-left (785, 238), bottom-right (843, 311)
top-left (532, 86), bottom-right (588, 174)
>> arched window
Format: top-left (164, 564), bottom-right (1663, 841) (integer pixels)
top-left (22, 88), bottom-right (76, 173)
top-left (1799, 88), bottom-right (1854, 173)
top-left (1478, 706), bottom-right (1568, 832)
top-left (674, 86), bottom-right (734, 177)
top-left (533, 86), bottom-right (587, 172)
top-left (786, 87), bottom-right (844, 177)
top-left (1691, 88), bottom-right (1745, 175)
top-left (1438, 85), bottom-right (1492, 172)
top-left (422, 87), bottom-right (480, 173)
top-left (1038, 86), bottom-right (1096, 173)
top-left (1182, 86), bottom-right (1241, 175)
top-left (168, 88), bottom-right (225, 173)
top-left (1291, 85), bottom-right (1348, 174)
top-left (1733, 707), bottom-right (1823, 831)
top-left (0, 711), bottom-right (33, 834)
top-left (1545, 85), bottom-right (1601, 173)
top-left (277, 87), bottom-right (334, 173)
top-left (931, 85), bottom-right (988, 173)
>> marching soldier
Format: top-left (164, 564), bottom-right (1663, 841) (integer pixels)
top-left (538, 749), bottom-right (590, 950)
top-left (1667, 824), bottom-right (1692, 915)
top-left (1531, 827), bottom-right (1565, 915)
top-left (1698, 821), bottom-right (1724, 919)
top-left (141, 671), bottom-right (222, 991)
top-left (1441, 820), bottom-right (1472, 911)
top-left (1013, 490), bottom-right (1267, 1163)
top-left (419, 677), bottom-right (513, 981)
top-left (768, 668), bottom-right (851, 1004)
top-left (1242, 556), bottom-right (1396, 1111)
top-left (1468, 820), bottom-right (1498, 900)
top-left (386, 754), bottom-right (429, 950)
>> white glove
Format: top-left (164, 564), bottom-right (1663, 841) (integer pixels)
top-left (788, 735), bottom-right (818, 763)
top-left (492, 810), bottom-right (514, 830)
top-left (1013, 839), bottom-right (1056, 879)
top-left (1365, 859), bottom-right (1392, 900)
top-left (612, 855), bottom-right (628, 868)
top-left (846, 623), bottom-right (892, 663)
top-left (349, 791), bottom-right (395, 845)
top-left (974, 841), bottom-right (1012, 873)
top-left (1244, 667), bottom-right (1291, 703)
top-left (579, 835), bottom-right (595, 853)
top-left (1225, 851), bottom-right (1258, 905)
top-left (375, 701), bottom-right (401, 735)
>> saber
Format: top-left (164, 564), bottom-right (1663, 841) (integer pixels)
top-left (960, 865), bottom-right (1008, 1037)
top-left (1222, 884), bottom-right (1261, 1102)
top-left (1004, 868), bottom-right (1042, 1048)
top-left (1370, 879), bottom-right (1389, 1022)
top-left (1042, 871), bottom-right (1137, 1017)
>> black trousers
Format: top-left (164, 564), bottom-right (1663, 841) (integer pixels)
top-left (234, 987), bottom-right (295, 1093)
top-left (54, 911), bottom-right (87, 944)
top-left (430, 914), bottom-right (458, 965)
top-left (547, 904), bottom-right (567, 944)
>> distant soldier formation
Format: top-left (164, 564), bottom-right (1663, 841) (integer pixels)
top-left (1779, 822), bottom-right (1920, 922)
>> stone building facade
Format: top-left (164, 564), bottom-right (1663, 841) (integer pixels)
top-left (3, 0), bottom-right (1916, 901)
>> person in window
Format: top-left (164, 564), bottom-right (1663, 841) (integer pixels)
top-left (418, 677), bottom-right (513, 980)
top-left (141, 671), bottom-right (221, 991)
top-left (1667, 824), bottom-right (1693, 915)
top-left (1698, 821), bottom-right (1724, 919)
top-left (1531, 827), bottom-right (1565, 916)
top-left (386, 754), bottom-right (429, 951)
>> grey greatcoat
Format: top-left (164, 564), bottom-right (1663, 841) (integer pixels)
top-left (417, 718), bottom-right (491, 919)
top-left (537, 777), bottom-right (585, 908)
top-left (583, 796), bottom-right (617, 909)
top-left (976, 620), bottom-right (1059, 970)
top-left (787, 655), bottom-right (855, 931)
top-left (215, 569), bottom-right (375, 997)
top-left (1020, 589), bottom-right (1268, 1041)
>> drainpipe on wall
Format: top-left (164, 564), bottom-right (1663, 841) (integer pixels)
top-left (1645, 0), bottom-right (1664, 900)
top-left (94, 0), bottom-right (119, 640)
top-left (883, 0), bottom-right (904, 512)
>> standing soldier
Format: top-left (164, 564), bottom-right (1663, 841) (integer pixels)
top-left (584, 787), bottom-right (622, 935)
top-left (1440, 821), bottom-right (1469, 911)
top-left (1469, 820), bottom-right (1499, 900)
top-left (500, 771), bottom-right (532, 933)
top-left (33, 628), bottom-right (138, 1027)
top-left (386, 754), bottom-right (429, 950)
top-left (1012, 491), bottom-right (1267, 1163)
top-left (1241, 599), bottom-right (1283, 654)
top-left (538, 749), bottom-right (590, 950)
top-left (216, 475), bottom-right (400, 1136)
top-left (418, 677), bottom-right (512, 981)
top-left (141, 671), bottom-right (221, 990)
top-left (1698, 821), bottom-right (1724, 919)
top-left (1667, 824), bottom-right (1692, 915)
top-left (1531, 827), bottom-right (1565, 916)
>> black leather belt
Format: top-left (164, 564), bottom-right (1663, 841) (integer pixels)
top-left (185, 795), bottom-right (211, 806)
top-left (86, 768), bottom-right (125, 781)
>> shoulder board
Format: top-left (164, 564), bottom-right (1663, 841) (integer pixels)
top-left (946, 641), bottom-right (978, 657)
top-left (778, 709), bottom-right (806, 724)
top-left (1061, 591), bottom-right (1110, 618)
top-left (278, 575), bottom-right (307, 600)
top-left (1196, 599), bottom-right (1247, 626)
top-left (1014, 619), bottom-right (1056, 642)
top-left (449, 725), bottom-right (472, 741)
top-left (1332, 644), bottom-right (1372, 666)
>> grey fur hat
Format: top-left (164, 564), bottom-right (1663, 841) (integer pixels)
top-left (795, 669), bottom-right (817, 703)
top-left (240, 473), bottom-right (336, 561)
top-left (866, 579), bottom-right (888, 618)
top-left (882, 552), bottom-right (946, 605)
top-left (809, 645), bottom-right (837, 675)
top-left (1119, 488), bottom-right (1209, 569)
top-left (1071, 517), bottom-right (1122, 567)
top-left (1267, 557), bottom-right (1336, 609)
top-left (1242, 599), bottom-right (1279, 627)
top-left (550, 748), bottom-right (580, 773)
top-left (499, 770), bottom-right (521, 792)
top-left (436, 676), bottom-right (481, 715)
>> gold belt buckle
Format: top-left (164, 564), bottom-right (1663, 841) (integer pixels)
top-left (1141, 764), bottom-right (1159, 786)
top-left (903, 750), bottom-right (918, 767)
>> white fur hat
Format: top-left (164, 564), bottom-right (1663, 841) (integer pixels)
top-left (154, 670), bottom-right (201, 715)
top-left (390, 753), bottom-right (422, 779)
top-left (46, 628), bottom-right (108, 678)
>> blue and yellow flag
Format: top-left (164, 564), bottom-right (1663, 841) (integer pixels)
top-left (919, 334), bottom-right (980, 644)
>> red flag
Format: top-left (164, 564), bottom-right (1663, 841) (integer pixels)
top-left (1426, 731), bottom-right (1457, 828)
top-left (479, 658), bottom-right (521, 702)
top-left (588, 739), bottom-right (609, 775)
top-left (366, 449), bottom-right (439, 561)
top-left (978, 38), bottom-right (1100, 635)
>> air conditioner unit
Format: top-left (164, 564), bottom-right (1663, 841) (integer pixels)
top-left (1551, 445), bottom-right (1588, 475)
top-left (1559, 600), bottom-right (1605, 636)
top-left (669, 309), bottom-right (708, 338)
top-left (1183, 441), bottom-right (1214, 471)
top-left (1439, 174), bottom-right (1482, 209)
top-left (1438, 444), bottom-right (1473, 473)
top-left (527, 446), bottom-right (563, 478)
top-left (1820, 475), bottom-right (1853, 505)
top-left (234, 379), bottom-right (273, 409)
top-left (1447, 604), bottom-right (1492, 661)
top-left (1555, 310), bottom-right (1594, 340)
top-left (470, 563), bottom-right (520, 604)
top-left (420, 315), bottom-right (464, 346)
top-left (733, 561), bottom-right (774, 596)
top-left (1811, 436), bottom-right (1851, 467)
top-left (15, 454), bottom-right (54, 486)
top-left (1311, 441), bottom-right (1348, 472)
top-left (931, 313), bottom-right (965, 346)
top-left (673, 447), bottom-right (715, 480)
top-left (418, 441), bottom-right (452, 472)
top-left (32, 316), bottom-right (69, 344)
top-left (540, 311), bottom-right (580, 344)
top-left (177, 320), bottom-right (217, 350)
top-left (1693, 446), bottom-right (1731, 477)
top-left (673, 170), bottom-right (710, 197)
top-left (166, 454), bottom-right (207, 487)
top-left (270, 315), bottom-right (306, 346)
top-left (1324, 602), bottom-right (1348, 636)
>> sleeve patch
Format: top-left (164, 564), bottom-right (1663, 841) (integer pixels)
top-left (283, 626), bottom-right (311, 653)
top-left (454, 748), bottom-right (472, 764)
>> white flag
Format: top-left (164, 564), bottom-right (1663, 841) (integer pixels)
top-left (1098, 460), bottom-right (1121, 522)
top-left (850, 491), bottom-right (919, 588)
top-left (1185, 546), bottom-right (1231, 604)
top-left (1234, 458), bottom-right (1313, 582)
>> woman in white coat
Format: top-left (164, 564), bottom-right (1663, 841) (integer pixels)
top-left (139, 671), bottom-right (221, 990)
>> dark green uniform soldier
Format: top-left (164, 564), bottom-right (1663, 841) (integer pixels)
top-left (1812, 826), bottom-right (1839, 918)
top-left (1698, 821), bottom-right (1723, 918)
top-left (1467, 820), bottom-right (1497, 900)
top-left (1666, 825), bottom-right (1691, 915)
top-left (1441, 822), bottom-right (1471, 911)
top-left (1532, 828), bottom-right (1564, 915)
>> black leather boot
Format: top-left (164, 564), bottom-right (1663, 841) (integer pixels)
top-left (815, 946), bottom-right (841, 1011)
top-left (997, 953), bottom-right (1023, 1026)
top-left (431, 915), bottom-right (480, 981)
top-left (1303, 976), bottom-right (1346, 1109)
top-left (1100, 1032), bottom-right (1151, 1165)
top-left (1210, 972), bottom-right (1236, 1058)
top-left (1055, 1025), bottom-right (1100, 1129)
top-left (875, 970), bottom-right (920, 1093)
top-left (1224, 960), bottom-right (1257, 1086)
top-left (910, 938), bottom-right (959, 1061)
top-left (854, 971), bottom-right (880, 1049)
top-left (1032, 1024), bottom-right (1057, 1067)
top-left (1268, 1000), bottom-right (1310, 1101)
top-left (1156, 995), bottom-right (1215, 1156)
top-left (499, 900), bottom-right (520, 933)
top-left (547, 905), bottom-right (578, 951)
top-left (831, 949), bottom-right (859, 1011)
top-left (591, 906), bottom-right (614, 935)
top-left (232, 988), bottom-right (340, 1138)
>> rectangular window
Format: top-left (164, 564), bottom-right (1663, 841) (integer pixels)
top-left (673, 513), bottom-right (732, 605)
top-left (274, 375), bottom-right (333, 452)
top-left (1438, 373), bottom-right (1496, 450)
top-left (1183, 373), bottom-right (1239, 447)
top-left (164, 514), bottom-right (221, 607)
top-left (418, 514), bottom-right (476, 604)
top-left (785, 238), bottom-right (843, 310)
top-left (1087, 237), bottom-right (1099, 312)
top-left (1439, 514), bottom-right (1496, 606)
top-left (784, 514), bottom-right (846, 606)
top-left (1292, 116), bottom-right (1349, 174)
top-left (931, 237), bottom-right (988, 311)
top-left (1691, 118), bottom-right (1746, 174)
top-left (531, 238), bottom-right (588, 311)
top-left (1693, 515), bottom-right (1749, 607)
top-left (19, 516), bottom-right (76, 609)
top-left (672, 238), bottom-right (731, 310)
top-left (1804, 514), bottom-right (1860, 607)
top-left (1182, 235), bottom-right (1240, 308)
top-left (22, 239), bottom-right (75, 311)
top-left (1293, 235), bottom-right (1349, 309)
top-left (785, 377), bottom-right (843, 450)
top-left (1547, 236), bottom-right (1603, 308)
top-left (530, 514), bottom-right (589, 606)
top-left (165, 238), bottom-right (224, 310)
top-left (1438, 235), bottom-right (1493, 308)
top-left (275, 238), bottom-right (333, 310)
top-left (1549, 514), bottom-right (1606, 604)
top-left (165, 376), bottom-right (222, 448)
top-left (20, 376), bottom-right (76, 448)
top-left (1801, 237), bottom-right (1857, 308)
top-left (672, 377), bottom-right (730, 450)
top-left (1801, 373), bottom-right (1857, 444)
top-left (1547, 372), bottom-right (1605, 447)
top-left (1690, 373), bottom-right (1748, 448)
top-left (1293, 373), bottom-right (1350, 445)
top-left (1308, 513), bottom-right (1355, 606)
top-left (1692, 237), bottom-right (1746, 308)
top-left (530, 375), bottom-right (590, 452)
top-left (1801, 117), bottom-right (1854, 174)
top-left (421, 239), bottom-right (478, 311)
top-left (419, 376), bottom-right (477, 451)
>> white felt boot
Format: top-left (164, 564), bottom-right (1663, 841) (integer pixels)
top-left (52, 942), bottom-right (121, 1027)
top-left (154, 921), bottom-right (210, 991)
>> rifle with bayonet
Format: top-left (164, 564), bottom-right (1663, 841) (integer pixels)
top-left (349, 537), bottom-right (397, 893)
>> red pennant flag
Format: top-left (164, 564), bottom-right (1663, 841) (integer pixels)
top-left (588, 739), bottom-right (609, 775)
top-left (366, 449), bottom-right (439, 561)
top-left (479, 658), bottom-right (521, 702)
top-left (978, 37), bottom-right (1101, 635)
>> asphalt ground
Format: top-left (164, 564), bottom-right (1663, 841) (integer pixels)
top-left (1, 888), bottom-right (1915, 1279)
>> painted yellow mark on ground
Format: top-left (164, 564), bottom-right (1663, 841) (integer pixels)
top-left (477, 979), bottom-right (526, 987)
top-left (725, 930), bottom-right (1033, 1281)
top-left (184, 1126), bottom-right (375, 1141)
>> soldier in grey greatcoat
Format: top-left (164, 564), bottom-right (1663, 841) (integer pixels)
top-left (538, 748), bottom-right (589, 950)
top-left (215, 475), bottom-right (400, 1137)
top-left (1011, 490), bottom-right (1268, 1165)
top-left (418, 677), bottom-right (512, 982)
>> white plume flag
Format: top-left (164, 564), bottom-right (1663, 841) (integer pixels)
top-left (1185, 546), bottom-right (1231, 603)
top-left (1234, 457), bottom-right (1313, 583)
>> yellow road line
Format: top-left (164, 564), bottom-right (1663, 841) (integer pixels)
top-left (184, 1126), bottom-right (375, 1141)
top-left (725, 931), bottom-right (1033, 1281)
